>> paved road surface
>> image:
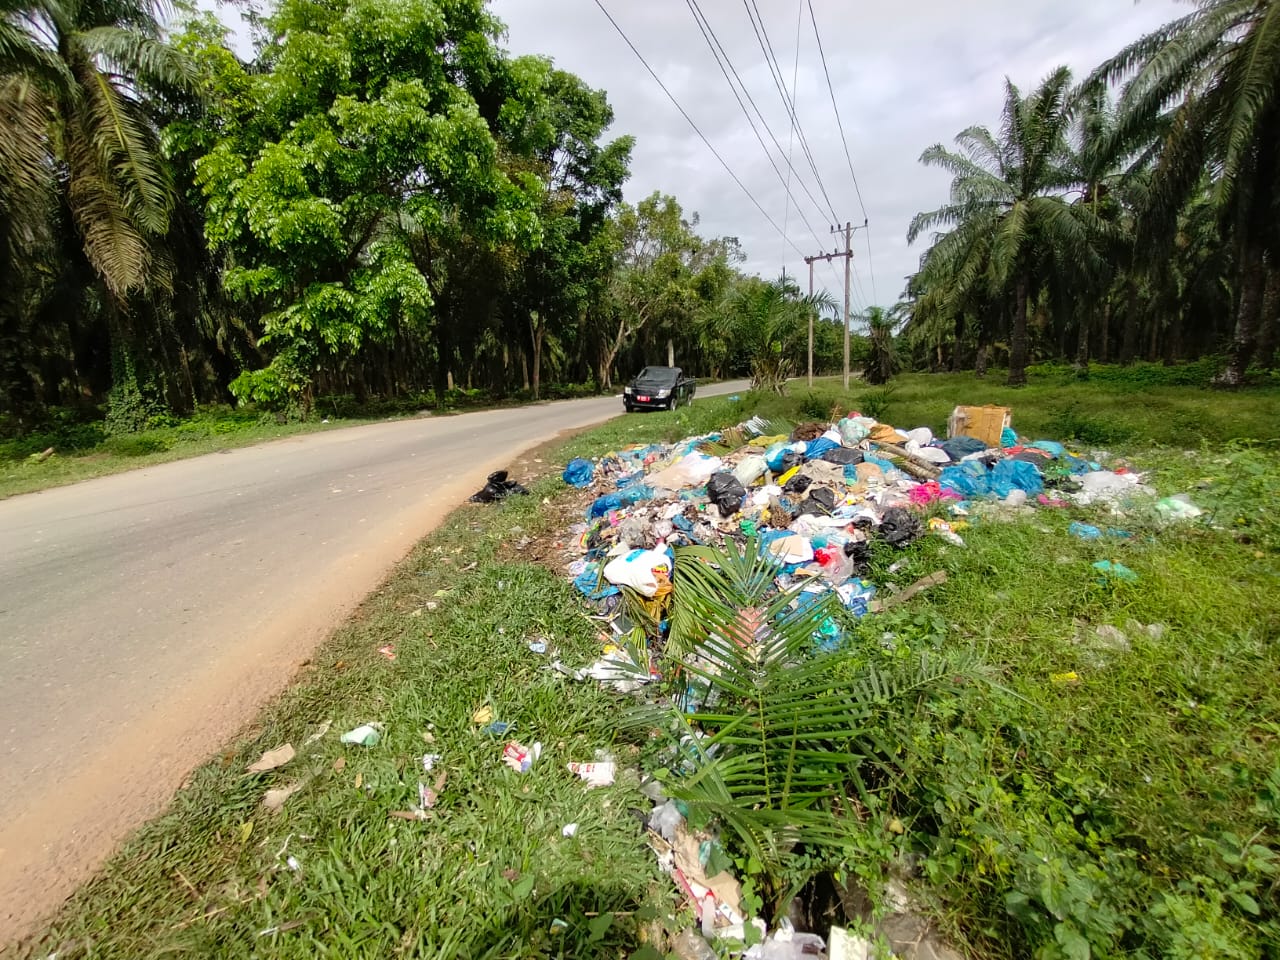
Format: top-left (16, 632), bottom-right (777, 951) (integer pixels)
top-left (0, 381), bottom-right (749, 940)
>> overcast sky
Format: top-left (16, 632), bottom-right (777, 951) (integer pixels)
top-left (489, 0), bottom-right (1182, 310)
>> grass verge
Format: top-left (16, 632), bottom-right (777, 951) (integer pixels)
top-left (14, 381), bottom-right (1280, 959)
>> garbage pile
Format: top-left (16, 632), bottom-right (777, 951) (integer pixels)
top-left (555, 405), bottom-right (1197, 957)
top-left (560, 404), bottom-right (1183, 642)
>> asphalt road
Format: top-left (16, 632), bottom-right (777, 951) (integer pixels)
top-left (0, 380), bottom-right (749, 940)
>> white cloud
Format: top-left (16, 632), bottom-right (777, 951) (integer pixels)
top-left (490, 0), bottom-right (1182, 309)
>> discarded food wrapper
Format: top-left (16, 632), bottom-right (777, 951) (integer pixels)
top-left (482, 720), bottom-right (514, 736)
top-left (502, 740), bottom-right (542, 773)
top-left (1051, 671), bottom-right (1081, 685)
top-left (567, 760), bottom-right (616, 787)
top-left (377, 644), bottom-right (396, 660)
top-left (472, 704), bottom-right (494, 725)
top-left (247, 743), bottom-right (295, 773)
top-left (340, 723), bottom-right (382, 746)
top-left (527, 640), bottom-right (548, 654)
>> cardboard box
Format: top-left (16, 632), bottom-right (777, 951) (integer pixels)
top-left (948, 405), bottom-right (1012, 448)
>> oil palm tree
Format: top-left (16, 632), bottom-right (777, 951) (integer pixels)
top-left (908, 66), bottom-right (1109, 386)
top-left (1092, 0), bottom-right (1280, 384)
top-left (1, 0), bottom-right (195, 300)
top-left (710, 276), bottom-right (834, 393)
top-left (862, 304), bottom-right (897, 384)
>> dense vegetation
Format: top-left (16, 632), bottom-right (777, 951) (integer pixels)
top-left (904, 1), bottom-right (1280, 386)
top-left (0, 0), bottom-right (849, 436)
top-left (2, 0), bottom-right (1278, 436)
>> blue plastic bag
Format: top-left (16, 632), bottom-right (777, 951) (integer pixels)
top-left (1000, 426), bottom-right (1017, 448)
top-left (573, 563), bottom-right (620, 600)
top-left (562, 458), bottom-right (594, 487)
top-left (1030, 440), bottom-right (1065, 458)
top-left (938, 462), bottom-right (990, 498)
top-left (1069, 521), bottom-right (1102, 540)
top-left (989, 458), bottom-right (1043, 498)
top-left (804, 437), bottom-right (840, 460)
top-left (764, 441), bottom-right (791, 472)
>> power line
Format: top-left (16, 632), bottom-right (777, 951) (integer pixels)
top-left (591, 0), bottom-right (806, 260)
top-left (741, 0), bottom-right (841, 225)
top-left (683, 0), bottom-right (829, 255)
top-left (684, 0), bottom-right (833, 243)
top-left (782, 0), bottom-right (803, 241)
top-left (807, 0), bottom-right (879, 304)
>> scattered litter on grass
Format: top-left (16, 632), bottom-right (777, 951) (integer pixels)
top-left (471, 705), bottom-right (494, 725)
top-left (561, 823), bottom-right (579, 837)
top-left (377, 644), bottom-right (396, 660)
top-left (262, 782), bottom-right (303, 813)
top-left (502, 741), bottom-right (541, 773)
top-left (468, 469), bottom-right (529, 503)
top-left (339, 723), bottom-right (382, 746)
top-left (1093, 559), bottom-right (1139, 583)
top-left (421, 753), bottom-right (441, 772)
top-left (481, 720), bottom-right (514, 736)
top-left (567, 760), bottom-right (616, 788)
top-left (301, 720), bottom-right (331, 746)
top-left (246, 744), bottom-right (295, 773)
top-left (534, 403), bottom-right (1214, 947)
top-left (527, 639), bottom-right (548, 654)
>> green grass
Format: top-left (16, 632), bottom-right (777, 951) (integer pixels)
top-left (15, 374), bottom-right (1280, 958)
top-left (799, 363), bottom-right (1280, 447)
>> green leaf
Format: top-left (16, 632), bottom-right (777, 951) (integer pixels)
top-left (586, 913), bottom-right (614, 942)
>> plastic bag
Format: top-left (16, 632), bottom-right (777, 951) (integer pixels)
top-left (603, 548), bottom-right (673, 597)
top-left (797, 487), bottom-right (837, 516)
top-left (783, 474), bottom-right (812, 495)
top-left (989, 458), bottom-right (1044, 499)
top-left (469, 470), bottom-right (529, 503)
top-left (938, 462), bottom-right (989, 497)
top-left (940, 436), bottom-right (987, 460)
top-left (646, 453), bottom-right (722, 490)
top-left (803, 437), bottom-right (840, 460)
top-left (706, 472), bottom-right (746, 515)
top-left (837, 416), bottom-right (875, 445)
top-left (573, 562), bottom-right (620, 600)
top-left (587, 484), bottom-right (655, 518)
top-left (878, 506), bottom-right (922, 548)
top-left (820, 446), bottom-right (863, 466)
top-left (732, 455), bottom-right (769, 486)
top-left (562, 458), bottom-right (594, 487)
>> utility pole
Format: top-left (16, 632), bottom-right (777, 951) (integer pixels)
top-left (805, 226), bottom-right (854, 389)
top-left (839, 222), bottom-right (851, 390)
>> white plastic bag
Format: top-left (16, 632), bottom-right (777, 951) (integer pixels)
top-left (602, 548), bottom-right (672, 597)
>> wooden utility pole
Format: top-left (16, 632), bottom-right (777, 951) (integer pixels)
top-left (805, 225), bottom-right (854, 388)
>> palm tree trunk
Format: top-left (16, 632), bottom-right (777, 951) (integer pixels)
top-left (950, 312), bottom-right (966, 372)
top-left (1255, 258), bottom-right (1279, 370)
top-left (1007, 274), bottom-right (1030, 386)
top-left (1075, 310), bottom-right (1089, 371)
top-left (1099, 298), bottom-right (1111, 363)
top-left (1223, 240), bottom-right (1265, 385)
top-left (1120, 281), bottom-right (1139, 365)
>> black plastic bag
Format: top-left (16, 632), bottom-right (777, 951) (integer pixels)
top-left (940, 436), bottom-right (987, 460)
top-left (820, 447), bottom-right (864, 466)
top-left (877, 506), bottom-right (922, 548)
top-left (783, 474), bottom-right (812, 495)
top-left (706, 472), bottom-right (746, 515)
top-left (469, 470), bottom-right (529, 503)
top-left (797, 486), bottom-right (837, 516)
top-left (779, 451), bottom-right (805, 472)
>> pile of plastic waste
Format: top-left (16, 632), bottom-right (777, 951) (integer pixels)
top-left (555, 408), bottom-right (1198, 958)
top-left (560, 410), bottom-right (1184, 640)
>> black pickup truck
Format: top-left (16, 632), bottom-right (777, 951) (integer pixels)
top-left (622, 365), bottom-right (696, 412)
